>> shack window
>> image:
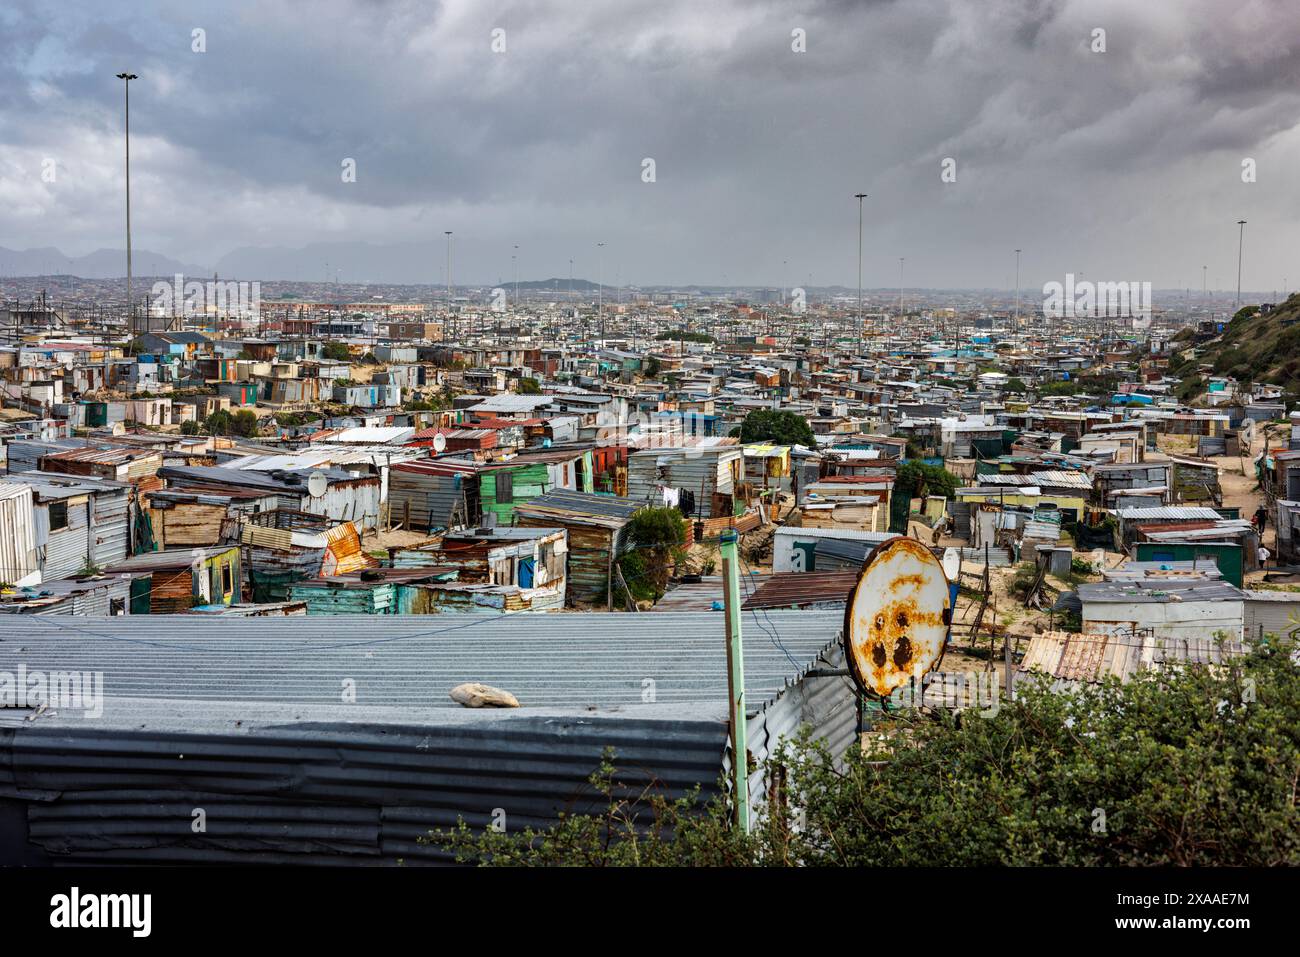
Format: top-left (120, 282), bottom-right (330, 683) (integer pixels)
top-left (110, 597), bottom-right (126, 616)
top-left (48, 501), bottom-right (68, 531)
top-left (495, 472), bottom-right (514, 504)
top-left (221, 562), bottom-right (233, 595)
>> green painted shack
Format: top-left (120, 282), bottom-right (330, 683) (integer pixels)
top-left (1134, 541), bottom-right (1244, 588)
top-left (478, 448), bottom-right (594, 525)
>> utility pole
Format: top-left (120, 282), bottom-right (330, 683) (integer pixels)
top-left (513, 244), bottom-right (519, 310)
top-left (116, 72), bottom-right (138, 333)
top-left (1235, 220), bottom-right (1247, 312)
top-left (855, 193), bottom-right (866, 355)
top-left (719, 529), bottom-right (750, 834)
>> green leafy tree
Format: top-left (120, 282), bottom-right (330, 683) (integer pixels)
top-left (516, 377), bottom-right (542, 395)
top-left (619, 507), bottom-right (686, 602)
top-left (1004, 377), bottom-right (1027, 393)
top-left (179, 420), bottom-right (201, 435)
top-left (203, 409), bottom-right (232, 435)
top-left (321, 341), bottom-right (351, 362)
top-left (896, 460), bottom-right (959, 500)
top-left (738, 409), bottom-right (815, 446)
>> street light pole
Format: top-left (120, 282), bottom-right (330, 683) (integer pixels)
top-left (1014, 249), bottom-right (1021, 327)
top-left (444, 231), bottom-right (452, 340)
top-left (597, 242), bottom-right (606, 341)
top-left (854, 193), bottom-right (866, 354)
top-left (898, 257), bottom-right (905, 318)
top-left (116, 72), bottom-right (138, 332)
top-left (513, 244), bottom-right (519, 309)
top-left (1235, 220), bottom-right (1247, 312)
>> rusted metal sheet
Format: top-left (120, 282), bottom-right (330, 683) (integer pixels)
top-left (741, 570), bottom-right (858, 610)
top-left (843, 536), bottom-right (950, 698)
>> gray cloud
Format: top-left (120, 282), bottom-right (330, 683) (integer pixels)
top-left (0, 0), bottom-right (1297, 292)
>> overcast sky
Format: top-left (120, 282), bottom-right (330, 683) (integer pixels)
top-left (1, 0), bottom-right (1297, 291)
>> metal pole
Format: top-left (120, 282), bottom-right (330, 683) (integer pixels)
top-left (444, 231), bottom-right (452, 340)
top-left (1235, 220), bottom-right (1247, 312)
top-left (117, 72), bottom-right (137, 331)
top-left (719, 529), bottom-right (750, 834)
top-left (1014, 249), bottom-right (1021, 327)
top-left (597, 242), bottom-right (606, 341)
top-left (854, 193), bottom-right (866, 354)
top-left (898, 257), bottom-right (905, 317)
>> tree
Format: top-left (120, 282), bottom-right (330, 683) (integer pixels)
top-left (427, 635), bottom-right (1300, 866)
top-left (1004, 377), bottom-right (1027, 393)
top-left (203, 409), bottom-right (232, 435)
top-left (738, 409), bottom-right (815, 446)
top-left (619, 507), bottom-right (686, 602)
top-left (321, 341), bottom-right (351, 362)
top-left (643, 356), bottom-right (662, 378)
top-left (895, 460), bottom-right (959, 500)
top-left (516, 377), bottom-right (542, 395)
top-left (180, 420), bottom-right (201, 435)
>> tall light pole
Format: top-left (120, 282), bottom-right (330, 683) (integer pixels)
top-left (568, 258), bottom-right (574, 311)
top-left (898, 257), bottom-right (905, 317)
top-left (444, 231), bottom-right (452, 340)
top-left (1235, 220), bottom-right (1247, 312)
top-left (512, 244), bottom-right (519, 309)
top-left (854, 193), bottom-right (866, 354)
top-left (1014, 249), bottom-right (1021, 327)
top-left (597, 242), bottom-right (606, 341)
top-left (116, 72), bottom-right (138, 331)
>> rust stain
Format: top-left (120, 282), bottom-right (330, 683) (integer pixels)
top-left (844, 536), bottom-right (951, 698)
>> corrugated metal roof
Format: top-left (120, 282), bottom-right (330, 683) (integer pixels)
top-left (741, 571), bottom-right (857, 610)
top-left (0, 611), bottom-right (843, 712)
top-left (1077, 580), bottom-right (1246, 603)
top-left (1115, 506), bottom-right (1222, 521)
top-left (513, 489), bottom-right (643, 527)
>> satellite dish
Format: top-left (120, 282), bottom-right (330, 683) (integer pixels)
top-left (941, 547), bottom-right (960, 583)
top-left (307, 470), bottom-right (328, 498)
top-left (843, 536), bottom-right (951, 699)
top-left (433, 433), bottom-right (447, 453)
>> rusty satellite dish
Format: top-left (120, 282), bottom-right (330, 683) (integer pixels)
top-left (843, 536), bottom-right (952, 698)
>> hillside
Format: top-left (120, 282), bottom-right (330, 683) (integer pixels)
top-left (1174, 293), bottom-right (1300, 395)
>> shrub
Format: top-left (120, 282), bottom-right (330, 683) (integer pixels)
top-left (428, 635), bottom-right (1300, 866)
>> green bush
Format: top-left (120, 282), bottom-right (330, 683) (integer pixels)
top-left (428, 635), bottom-right (1300, 866)
top-left (618, 507), bottom-right (687, 601)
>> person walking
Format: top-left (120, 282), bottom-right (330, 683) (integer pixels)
top-left (1258, 543), bottom-right (1271, 572)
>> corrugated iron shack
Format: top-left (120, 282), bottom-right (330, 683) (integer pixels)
top-left (1, 471), bottom-right (132, 578)
top-left (103, 545), bottom-right (243, 613)
top-left (0, 611), bottom-right (855, 865)
top-left (513, 490), bottom-right (643, 608)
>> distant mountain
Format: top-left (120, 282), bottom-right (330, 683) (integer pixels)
top-left (0, 245), bottom-right (209, 278)
top-left (216, 242), bottom-right (451, 284)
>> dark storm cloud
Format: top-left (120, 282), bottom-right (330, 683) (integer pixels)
top-left (0, 0), bottom-right (1297, 291)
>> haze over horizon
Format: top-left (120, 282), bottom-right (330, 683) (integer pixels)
top-left (2, 0), bottom-right (1297, 290)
